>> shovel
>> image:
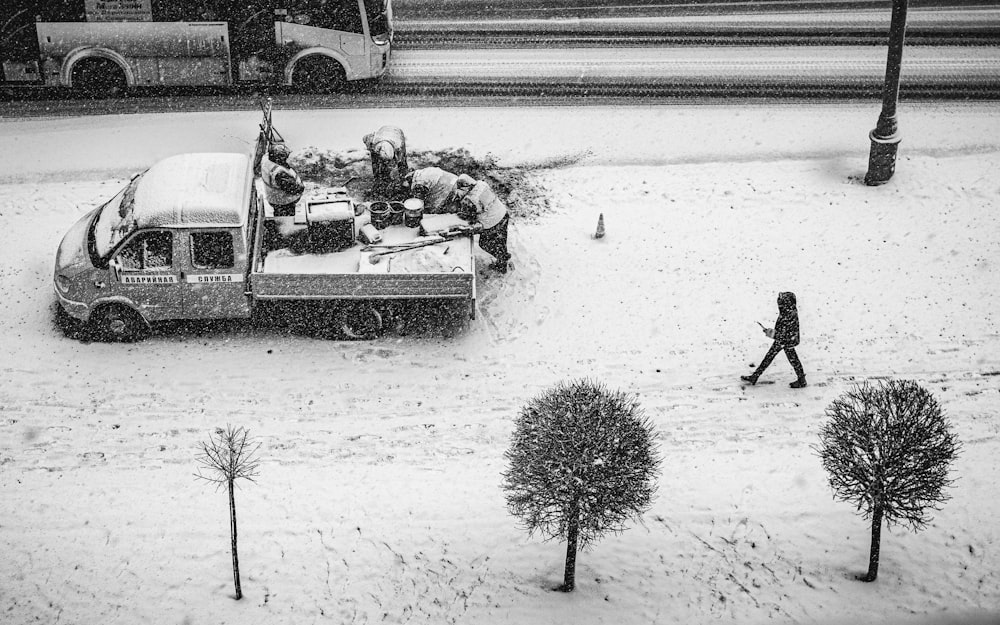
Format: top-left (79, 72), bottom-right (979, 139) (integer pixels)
top-left (362, 237), bottom-right (446, 253)
top-left (368, 238), bottom-right (450, 264)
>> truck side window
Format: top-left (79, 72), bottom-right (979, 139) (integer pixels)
top-left (192, 231), bottom-right (235, 269)
top-left (119, 231), bottom-right (173, 270)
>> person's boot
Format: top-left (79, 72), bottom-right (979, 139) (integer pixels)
top-left (741, 374), bottom-right (759, 385)
top-left (790, 376), bottom-right (807, 389)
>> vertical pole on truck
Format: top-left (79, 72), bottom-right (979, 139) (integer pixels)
top-left (253, 97), bottom-right (282, 175)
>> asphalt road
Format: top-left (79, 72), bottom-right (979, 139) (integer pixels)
top-left (392, 0), bottom-right (1000, 19)
top-left (2, 44), bottom-right (997, 117)
top-left (392, 8), bottom-right (1000, 47)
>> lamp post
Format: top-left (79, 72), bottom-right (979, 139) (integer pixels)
top-left (865, 0), bottom-right (909, 186)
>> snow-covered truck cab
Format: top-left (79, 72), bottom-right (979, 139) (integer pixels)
top-left (54, 152), bottom-right (255, 341)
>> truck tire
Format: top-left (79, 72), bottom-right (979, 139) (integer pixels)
top-left (340, 305), bottom-right (383, 340)
top-left (291, 56), bottom-right (346, 94)
top-left (90, 304), bottom-right (149, 342)
top-left (71, 58), bottom-right (128, 98)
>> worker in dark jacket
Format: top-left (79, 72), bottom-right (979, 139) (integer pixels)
top-left (455, 174), bottom-right (512, 273)
top-left (742, 291), bottom-right (807, 388)
top-left (260, 143), bottom-right (305, 217)
top-left (363, 125), bottom-right (408, 200)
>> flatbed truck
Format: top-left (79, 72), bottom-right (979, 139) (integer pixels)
top-left (53, 148), bottom-right (477, 342)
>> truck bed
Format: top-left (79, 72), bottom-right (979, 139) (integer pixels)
top-left (250, 201), bottom-right (477, 302)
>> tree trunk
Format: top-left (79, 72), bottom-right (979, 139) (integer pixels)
top-left (559, 499), bottom-right (580, 592)
top-left (860, 504), bottom-right (883, 582)
top-left (229, 479), bottom-right (243, 599)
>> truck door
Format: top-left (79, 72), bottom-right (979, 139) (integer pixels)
top-left (108, 229), bottom-right (182, 320)
top-left (181, 229), bottom-right (250, 319)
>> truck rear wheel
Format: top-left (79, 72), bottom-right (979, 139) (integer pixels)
top-left (71, 58), bottom-right (128, 98)
top-left (91, 304), bottom-right (149, 342)
top-left (291, 56), bottom-right (346, 93)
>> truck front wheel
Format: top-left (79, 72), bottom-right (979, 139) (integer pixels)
top-left (91, 304), bottom-right (149, 342)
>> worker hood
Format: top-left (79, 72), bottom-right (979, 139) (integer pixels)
top-left (410, 167), bottom-right (441, 190)
top-left (455, 174), bottom-right (476, 190)
top-left (375, 141), bottom-right (395, 161)
top-left (268, 143), bottom-right (291, 164)
top-left (777, 291), bottom-right (797, 312)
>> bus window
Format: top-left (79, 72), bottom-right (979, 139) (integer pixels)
top-left (288, 0), bottom-right (364, 35)
top-left (364, 0), bottom-right (390, 42)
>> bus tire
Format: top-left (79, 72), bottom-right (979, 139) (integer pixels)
top-left (90, 304), bottom-right (149, 342)
top-left (71, 58), bottom-right (128, 98)
top-left (340, 305), bottom-right (383, 340)
top-left (291, 56), bottom-right (346, 94)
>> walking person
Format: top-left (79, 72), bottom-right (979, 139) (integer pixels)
top-left (363, 125), bottom-right (408, 200)
top-left (454, 174), bottom-right (512, 273)
top-left (742, 291), bottom-right (807, 388)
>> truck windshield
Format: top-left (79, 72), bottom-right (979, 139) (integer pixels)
top-left (365, 0), bottom-right (391, 43)
top-left (90, 173), bottom-right (144, 262)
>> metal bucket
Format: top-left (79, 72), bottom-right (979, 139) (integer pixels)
top-left (369, 201), bottom-right (392, 229)
top-left (403, 198), bottom-right (424, 228)
top-left (388, 201), bottom-right (406, 226)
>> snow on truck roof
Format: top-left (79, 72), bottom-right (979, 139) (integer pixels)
top-left (132, 152), bottom-right (252, 229)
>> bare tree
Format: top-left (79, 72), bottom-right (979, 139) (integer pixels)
top-left (502, 379), bottom-right (660, 592)
top-left (195, 425), bottom-right (262, 600)
top-left (816, 379), bottom-right (959, 582)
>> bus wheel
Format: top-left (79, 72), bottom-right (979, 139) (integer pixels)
top-left (91, 304), bottom-right (149, 342)
top-left (340, 305), bottom-right (383, 340)
top-left (71, 58), bottom-right (128, 98)
top-left (292, 56), bottom-right (346, 94)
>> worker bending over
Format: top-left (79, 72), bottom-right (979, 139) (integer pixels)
top-left (455, 174), bottom-right (512, 274)
top-left (260, 143), bottom-right (305, 217)
top-left (407, 167), bottom-right (460, 213)
top-left (363, 125), bottom-right (408, 200)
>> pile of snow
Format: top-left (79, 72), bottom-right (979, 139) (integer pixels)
top-left (291, 145), bottom-right (558, 220)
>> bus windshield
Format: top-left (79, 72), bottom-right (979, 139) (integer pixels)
top-left (364, 0), bottom-right (391, 43)
top-left (90, 173), bottom-right (143, 262)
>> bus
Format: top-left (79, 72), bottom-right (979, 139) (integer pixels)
top-left (1, 0), bottom-right (393, 94)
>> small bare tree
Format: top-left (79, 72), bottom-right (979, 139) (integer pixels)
top-left (195, 425), bottom-right (262, 600)
top-left (502, 379), bottom-right (660, 592)
top-left (816, 379), bottom-right (959, 582)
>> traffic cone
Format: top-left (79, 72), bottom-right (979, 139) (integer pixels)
top-left (593, 213), bottom-right (605, 239)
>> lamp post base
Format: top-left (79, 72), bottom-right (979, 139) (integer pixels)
top-left (864, 129), bottom-right (901, 186)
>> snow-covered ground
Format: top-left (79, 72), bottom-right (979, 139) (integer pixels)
top-left (1, 103), bottom-right (998, 625)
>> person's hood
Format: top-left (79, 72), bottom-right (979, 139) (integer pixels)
top-left (778, 291), bottom-right (797, 312)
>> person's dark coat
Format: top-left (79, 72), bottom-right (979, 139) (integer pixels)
top-left (773, 291), bottom-right (800, 347)
top-left (363, 125), bottom-right (408, 199)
